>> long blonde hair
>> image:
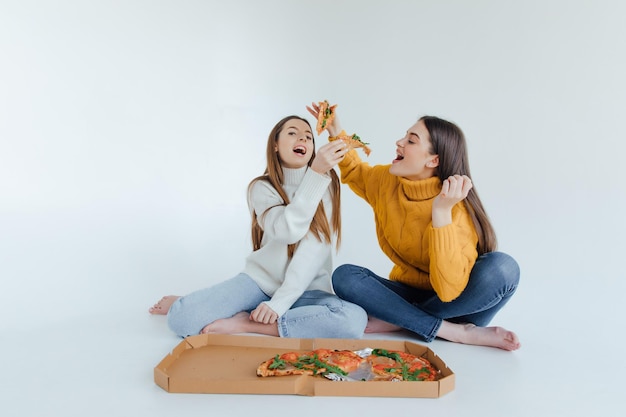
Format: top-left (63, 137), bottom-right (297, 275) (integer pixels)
top-left (248, 115), bottom-right (341, 258)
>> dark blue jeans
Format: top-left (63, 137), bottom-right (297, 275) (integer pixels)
top-left (331, 252), bottom-right (520, 342)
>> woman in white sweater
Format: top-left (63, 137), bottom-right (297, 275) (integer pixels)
top-left (149, 116), bottom-right (367, 338)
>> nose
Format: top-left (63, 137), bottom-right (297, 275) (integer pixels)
top-left (396, 138), bottom-right (404, 147)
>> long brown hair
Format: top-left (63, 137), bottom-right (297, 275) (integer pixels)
top-left (248, 115), bottom-right (341, 258)
top-left (420, 116), bottom-right (497, 254)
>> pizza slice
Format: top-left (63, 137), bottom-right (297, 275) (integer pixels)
top-left (330, 130), bottom-right (372, 156)
top-left (257, 348), bottom-right (365, 377)
top-left (256, 352), bottom-right (317, 377)
top-left (320, 349), bottom-right (366, 373)
top-left (316, 100), bottom-right (338, 135)
top-left (366, 348), bottom-right (438, 381)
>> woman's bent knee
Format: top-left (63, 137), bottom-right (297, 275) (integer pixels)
top-left (166, 298), bottom-right (197, 337)
top-left (332, 264), bottom-right (362, 295)
top-left (492, 252), bottom-right (520, 285)
top-left (319, 293), bottom-right (367, 338)
top-left (480, 251), bottom-right (520, 289)
top-left (333, 301), bottom-right (368, 338)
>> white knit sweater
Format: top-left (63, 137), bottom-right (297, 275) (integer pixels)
top-left (243, 166), bottom-right (335, 316)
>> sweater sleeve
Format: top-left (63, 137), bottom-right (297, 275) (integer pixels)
top-left (337, 149), bottom-right (374, 202)
top-left (249, 169), bottom-right (331, 244)
top-left (427, 204), bottom-right (479, 302)
top-left (262, 231), bottom-right (330, 316)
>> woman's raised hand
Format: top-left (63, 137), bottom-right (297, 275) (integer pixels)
top-left (440, 175), bottom-right (472, 201)
top-left (306, 101), bottom-right (342, 137)
top-left (310, 140), bottom-right (348, 174)
top-left (432, 175), bottom-right (473, 227)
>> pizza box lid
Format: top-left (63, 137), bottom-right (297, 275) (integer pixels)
top-left (154, 334), bottom-right (455, 398)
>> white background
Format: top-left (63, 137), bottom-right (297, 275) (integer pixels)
top-left (1, 1), bottom-right (625, 416)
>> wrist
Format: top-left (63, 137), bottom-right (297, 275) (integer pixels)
top-left (309, 161), bottom-right (329, 175)
top-left (431, 206), bottom-right (452, 228)
top-left (328, 123), bottom-right (342, 138)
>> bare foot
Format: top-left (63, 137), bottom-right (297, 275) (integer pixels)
top-left (148, 295), bottom-right (180, 315)
top-left (364, 316), bottom-right (402, 333)
top-left (200, 312), bottom-right (279, 336)
top-left (438, 322), bottom-right (521, 351)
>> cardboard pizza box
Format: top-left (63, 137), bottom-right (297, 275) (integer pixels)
top-left (154, 334), bottom-right (455, 398)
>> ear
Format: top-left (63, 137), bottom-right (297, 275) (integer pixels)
top-left (426, 155), bottom-right (439, 168)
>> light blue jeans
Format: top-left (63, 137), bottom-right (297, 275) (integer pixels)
top-left (331, 252), bottom-right (520, 342)
top-left (167, 273), bottom-right (368, 339)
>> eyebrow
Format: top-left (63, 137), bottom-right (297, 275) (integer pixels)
top-left (408, 131), bottom-right (421, 140)
top-left (287, 126), bottom-right (312, 134)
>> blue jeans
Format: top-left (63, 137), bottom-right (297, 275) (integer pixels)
top-left (167, 273), bottom-right (368, 339)
top-left (331, 252), bottom-right (520, 342)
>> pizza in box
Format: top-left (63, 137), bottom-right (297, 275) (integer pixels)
top-left (257, 347), bottom-right (439, 382)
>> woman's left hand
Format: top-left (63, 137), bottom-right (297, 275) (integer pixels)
top-left (250, 303), bottom-right (278, 324)
top-left (432, 175), bottom-right (473, 227)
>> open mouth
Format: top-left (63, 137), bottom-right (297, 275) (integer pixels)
top-left (394, 154), bottom-right (404, 161)
top-left (293, 145), bottom-right (307, 155)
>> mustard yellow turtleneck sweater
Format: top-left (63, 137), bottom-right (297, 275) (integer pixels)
top-left (338, 150), bottom-right (478, 302)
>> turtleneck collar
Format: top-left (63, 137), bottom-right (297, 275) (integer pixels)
top-left (282, 166), bottom-right (308, 186)
top-left (398, 176), bottom-right (442, 201)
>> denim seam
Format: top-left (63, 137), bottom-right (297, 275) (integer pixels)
top-left (424, 318), bottom-right (442, 343)
top-left (466, 283), bottom-right (518, 316)
top-left (278, 309), bottom-right (337, 337)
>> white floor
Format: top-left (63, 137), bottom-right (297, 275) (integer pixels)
top-left (2, 1), bottom-right (625, 415)
top-left (2, 294), bottom-right (623, 417)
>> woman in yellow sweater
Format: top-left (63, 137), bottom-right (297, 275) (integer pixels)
top-left (307, 103), bottom-right (520, 351)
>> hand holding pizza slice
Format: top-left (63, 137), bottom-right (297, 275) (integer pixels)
top-left (330, 130), bottom-right (372, 156)
top-left (315, 100), bottom-right (338, 135)
top-left (306, 100), bottom-right (372, 155)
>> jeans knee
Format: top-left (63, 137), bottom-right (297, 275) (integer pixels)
top-left (485, 251), bottom-right (520, 289)
top-left (166, 299), bottom-right (195, 337)
top-left (333, 301), bottom-right (368, 338)
top-left (333, 264), bottom-right (360, 280)
top-left (332, 264), bottom-right (360, 295)
top-left (497, 252), bottom-right (520, 285)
